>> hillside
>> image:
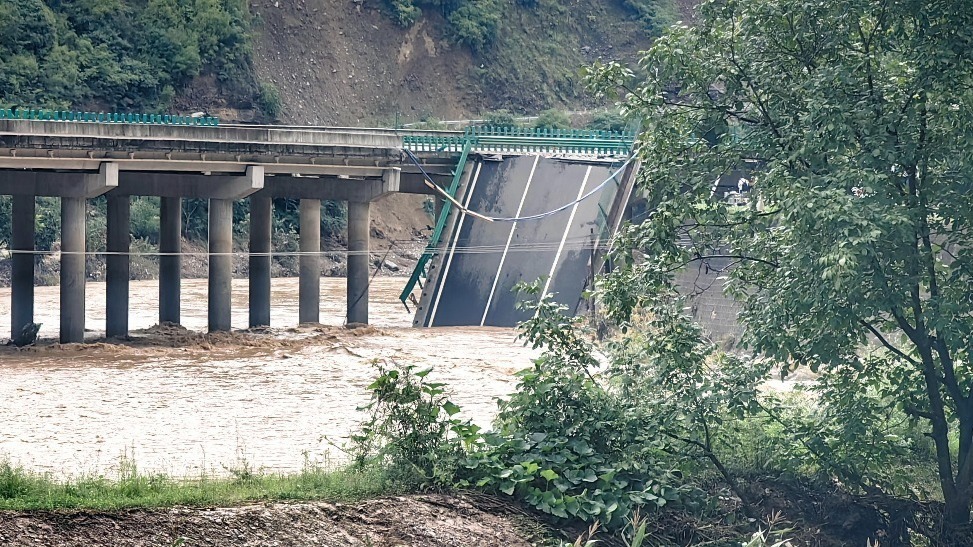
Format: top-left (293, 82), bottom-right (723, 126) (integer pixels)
top-left (248, 0), bottom-right (668, 125)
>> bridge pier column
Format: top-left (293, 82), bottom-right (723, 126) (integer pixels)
top-left (347, 200), bottom-right (370, 326)
top-left (249, 195), bottom-right (272, 328)
top-left (60, 197), bottom-right (86, 343)
top-left (159, 197), bottom-right (181, 324)
top-left (208, 198), bottom-right (233, 332)
top-left (10, 195), bottom-right (35, 340)
top-left (299, 198), bottom-right (321, 324)
top-left (106, 195), bottom-right (130, 338)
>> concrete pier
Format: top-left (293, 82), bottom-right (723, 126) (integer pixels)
top-left (159, 197), bottom-right (181, 324)
top-left (60, 197), bottom-right (86, 343)
top-left (249, 195), bottom-right (272, 327)
top-left (299, 199), bottom-right (321, 324)
top-left (347, 200), bottom-right (370, 325)
top-left (208, 199), bottom-right (233, 332)
top-left (106, 195), bottom-right (130, 337)
top-left (10, 195), bottom-right (35, 340)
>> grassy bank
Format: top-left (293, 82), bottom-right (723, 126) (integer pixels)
top-left (0, 460), bottom-right (392, 511)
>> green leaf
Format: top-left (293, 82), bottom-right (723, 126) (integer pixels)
top-left (442, 401), bottom-right (461, 416)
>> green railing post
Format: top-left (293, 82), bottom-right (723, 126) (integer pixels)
top-left (399, 139), bottom-right (474, 306)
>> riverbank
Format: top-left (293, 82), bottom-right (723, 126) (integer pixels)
top-left (0, 491), bottom-right (540, 546)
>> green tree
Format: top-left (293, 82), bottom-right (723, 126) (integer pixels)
top-left (587, 0), bottom-right (973, 535)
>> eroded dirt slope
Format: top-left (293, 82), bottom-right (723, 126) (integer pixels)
top-left (0, 495), bottom-right (540, 547)
top-left (249, 0), bottom-right (662, 125)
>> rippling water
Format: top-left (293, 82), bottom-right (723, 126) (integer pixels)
top-left (0, 278), bottom-right (537, 478)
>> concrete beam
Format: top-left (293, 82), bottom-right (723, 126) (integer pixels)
top-left (259, 169), bottom-right (399, 201)
top-left (106, 195), bottom-right (130, 337)
top-left (0, 157), bottom-right (391, 177)
top-left (0, 162), bottom-right (118, 197)
top-left (0, 119), bottom-right (452, 149)
top-left (10, 195), bottom-right (34, 340)
top-left (114, 166), bottom-right (264, 198)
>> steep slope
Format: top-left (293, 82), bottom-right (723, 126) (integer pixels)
top-left (250, 0), bottom-right (659, 125)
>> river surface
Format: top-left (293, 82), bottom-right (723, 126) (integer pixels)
top-left (0, 278), bottom-right (537, 479)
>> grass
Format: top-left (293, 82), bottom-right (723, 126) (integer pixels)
top-left (0, 459), bottom-right (394, 511)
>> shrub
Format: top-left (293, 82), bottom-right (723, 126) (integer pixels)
top-left (389, 0), bottom-right (422, 26)
top-left (482, 109), bottom-right (518, 129)
top-left (532, 108), bottom-right (572, 131)
top-left (257, 81), bottom-right (283, 119)
top-left (446, 0), bottom-right (502, 52)
top-left (588, 110), bottom-right (628, 133)
top-left (351, 363), bottom-right (473, 488)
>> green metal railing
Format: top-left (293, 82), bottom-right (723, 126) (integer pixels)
top-left (399, 139), bottom-right (473, 308)
top-left (403, 126), bottom-right (635, 155)
top-left (0, 108), bottom-right (220, 126)
top-left (398, 125), bottom-right (637, 309)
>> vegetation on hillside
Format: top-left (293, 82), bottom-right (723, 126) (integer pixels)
top-left (0, 0), bottom-right (259, 112)
top-left (386, 0), bottom-right (675, 51)
top-left (381, 0), bottom-right (676, 113)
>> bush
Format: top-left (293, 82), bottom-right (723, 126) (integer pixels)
top-left (130, 197), bottom-right (161, 244)
top-left (482, 109), bottom-right (518, 128)
top-left (532, 108), bottom-right (572, 131)
top-left (588, 110), bottom-right (629, 133)
top-left (389, 0), bottom-right (422, 26)
top-left (446, 0), bottom-right (502, 52)
top-left (351, 363), bottom-right (472, 488)
top-left (257, 81), bottom-right (283, 119)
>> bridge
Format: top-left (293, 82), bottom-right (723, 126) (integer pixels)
top-left (0, 109), bottom-right (636, 343)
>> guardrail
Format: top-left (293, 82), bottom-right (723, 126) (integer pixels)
top-left (403, 126), bottom-right (635, 155)
top-left (0, 108), bottom-right (220, 126)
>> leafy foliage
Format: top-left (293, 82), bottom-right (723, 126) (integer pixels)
top-left (386, 0), bottom-right (503, 51)
top-left (351, 363), bottom-right (474, 488)
top-left (587, 109), bottom-right (629, 133)
top-left (586, 0), bottom-right (973, 534)
top-left (461, 285), bottom-right (697, 527)
top-left (532, 109), bottom-right (572, 131)
top-left (482, 110), bottom-right (519, 128)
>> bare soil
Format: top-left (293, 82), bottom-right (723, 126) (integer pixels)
top-left (0, 494), bottom-right (541, 547)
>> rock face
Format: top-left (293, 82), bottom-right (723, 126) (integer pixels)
top-left (0, 495), bottom-right (540, 547)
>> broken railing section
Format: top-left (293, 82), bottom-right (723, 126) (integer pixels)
top-left (398, 126), bottom-right (636, 311)
top-left (398, 140), bottom-right (473, 310)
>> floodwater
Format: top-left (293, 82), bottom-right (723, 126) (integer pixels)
top-left (0, 278), bottom-right (538, 478)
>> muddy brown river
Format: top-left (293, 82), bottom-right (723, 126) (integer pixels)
top-left (0, 278), bottom-right (537, 479)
